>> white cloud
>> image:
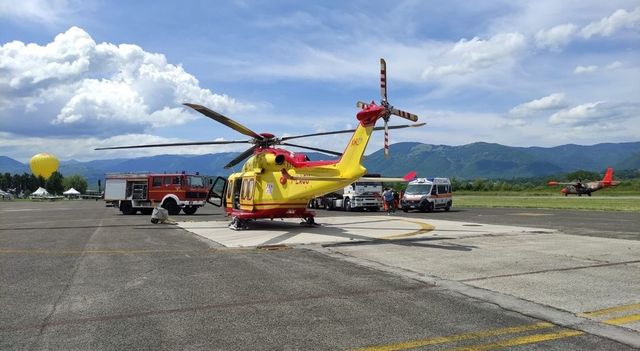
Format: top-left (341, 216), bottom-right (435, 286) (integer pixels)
top-left (549, 101), bottom-right (639, 126)
top-left (421, 33), bottom-right (526, 79)
top-left (605, 61), bottom-right (623, 70)
top-left (0, 0), bottom-right (75, 23)
top-left (0, 26), bottom-right (253, 138)
top-left (581, 6), bottom-right (640, 38)
top-left (509, 93), bottom-right (568, 117)
top-left (574, 65), bottom-right (599, 74)
top-left (535, 23), bottom-right (578, 50)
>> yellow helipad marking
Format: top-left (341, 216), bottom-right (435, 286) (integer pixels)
top-left (381, 219), bottom-right (435, 240)
top-left (352, 322), bottom-right (554, 351)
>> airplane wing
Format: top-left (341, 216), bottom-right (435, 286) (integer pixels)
top-left (548, 181), bottom-right (580, 186)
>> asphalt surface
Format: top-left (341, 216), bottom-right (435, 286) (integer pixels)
top-left (1, 200), bottom-right (638, 350)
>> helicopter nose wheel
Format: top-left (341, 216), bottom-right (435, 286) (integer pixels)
top-left (229, 217), bottom-right (249, 231)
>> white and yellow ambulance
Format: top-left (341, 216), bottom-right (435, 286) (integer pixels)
top-left (400, 177), bottom-right (452, 212)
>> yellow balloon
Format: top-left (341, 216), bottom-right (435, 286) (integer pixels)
top-left (30, 153), bottom-right (59, 179)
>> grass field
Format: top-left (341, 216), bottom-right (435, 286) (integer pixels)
top-left (454, 195), bottom-right (640, 212)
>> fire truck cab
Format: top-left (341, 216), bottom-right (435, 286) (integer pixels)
top-left (104, 172), bottom-right (211, 215)
top-left (401, 177), bottom-right (452, 212)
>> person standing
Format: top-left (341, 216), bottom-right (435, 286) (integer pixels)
top-left (382, 188), bottom-right (395, 215)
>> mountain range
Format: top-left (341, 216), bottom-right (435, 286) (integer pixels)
top-left (2, 141), bottom-right (639, 186)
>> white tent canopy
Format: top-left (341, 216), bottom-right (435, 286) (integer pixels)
top-left (32, 187), bottom-right (50, 196)
top-left (63, 188), bottom-right (81, 195)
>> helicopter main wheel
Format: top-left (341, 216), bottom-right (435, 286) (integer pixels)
top-left (229, 217), bottom-right (248, 230)
top-left (301, 216), bottom-right (317, 226)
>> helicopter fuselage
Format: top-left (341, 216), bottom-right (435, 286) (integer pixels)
top-left (222, 105), bottom-right (383, 220)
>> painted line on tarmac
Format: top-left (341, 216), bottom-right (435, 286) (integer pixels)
top-left (352, 322), bottom-right (556, 351)
top-left (459, 260), bottom-right (640, 282)
top-left (605, 314), bottom-right (640, 326)
top-left (579, 303), bottom-right (640, 317)
top-left (438, 330), bottom-right (584, 351)
top-left (353, 310), bottom-right (640, 351)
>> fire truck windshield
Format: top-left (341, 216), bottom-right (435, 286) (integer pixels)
top-left (188, 176), bottom-right (205, 188)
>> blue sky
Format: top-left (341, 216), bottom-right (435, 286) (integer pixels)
top-left (1, 0), bottom-right (639, 162)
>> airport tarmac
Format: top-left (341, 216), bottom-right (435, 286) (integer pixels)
top-left (1, 200), bottom-right (638, 350)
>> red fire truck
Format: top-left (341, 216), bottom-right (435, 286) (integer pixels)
top-left (104, 172), bottom-right (212, 215)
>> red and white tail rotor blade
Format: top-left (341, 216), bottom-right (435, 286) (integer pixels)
top-left (390, 107), bottom-right (418, 122)
top-left (384, 118), bottom-right (390, 158)
top-left (380, 58), bottom-right (388, 104)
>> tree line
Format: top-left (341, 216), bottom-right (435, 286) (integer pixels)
top-left (0, 172), bottom-right (88, 196)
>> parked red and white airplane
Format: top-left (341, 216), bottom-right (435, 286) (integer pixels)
top-left (548, 167), bottom-right (620, 196)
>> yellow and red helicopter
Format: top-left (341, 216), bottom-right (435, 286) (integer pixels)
top-left (97, 59), bottom-right (424, 229)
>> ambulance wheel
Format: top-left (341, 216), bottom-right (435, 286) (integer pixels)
top-left (120, 201), bottom-right (136, 215)
top-left (162, 199), bottom-right (180, 215)
top-left (424, 202), bottom-right (434, 213)
top-left (183, 206), bottom-right (198, 215)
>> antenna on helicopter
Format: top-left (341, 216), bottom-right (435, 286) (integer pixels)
top-left (357, 58), bottom-right (418, 158)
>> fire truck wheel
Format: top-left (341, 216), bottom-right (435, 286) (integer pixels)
top-left (183, 206), bottom-right (198, 215)
top-left (120, 201), bottom-right (136, 215)
top-left (162, 199), bottom-right (181, 215)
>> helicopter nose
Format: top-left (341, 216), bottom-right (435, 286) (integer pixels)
top-left (560, 188), bottom-right (568, 194)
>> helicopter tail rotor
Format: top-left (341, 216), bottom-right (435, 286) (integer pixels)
top-left (357, 58), bottom-right (420, 158)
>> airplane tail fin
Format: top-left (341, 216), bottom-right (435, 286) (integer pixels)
top-left (602, 167), bottom-right (614, 185)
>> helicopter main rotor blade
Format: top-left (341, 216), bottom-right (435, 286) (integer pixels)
top-left (280, 142), bottom-right (342, 157)
top-left (184, 103), bottom-right (265, 141)
top-left (280, 123), bottom-right (425, 141)
top-left (224, 145), bottom-right (258, 169)
top-left (95, 140), bottom-right (251, 150)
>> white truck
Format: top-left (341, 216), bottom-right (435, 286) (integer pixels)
top-left (312, 176), bottom-right (383, 212)
top-left (401, 177), bottom-right (452, 212)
